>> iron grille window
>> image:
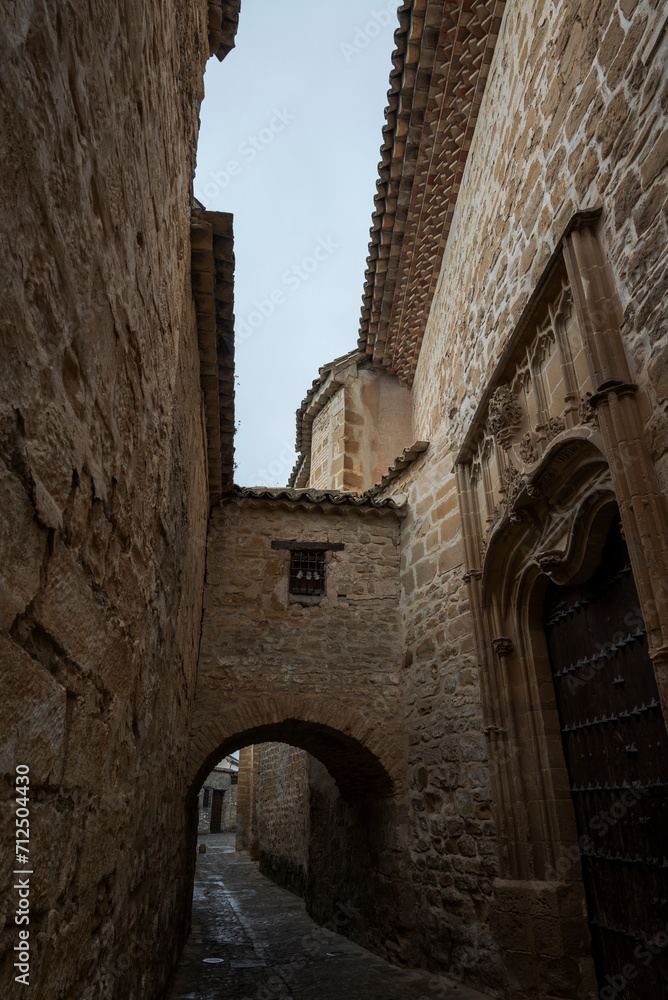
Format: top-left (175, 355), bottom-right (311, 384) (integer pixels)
top-left (289, 549), bottom-right (325, 596)
top-left (202, 787), bottom-right (211, 808)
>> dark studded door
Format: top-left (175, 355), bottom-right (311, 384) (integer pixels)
top-left (544, 517), bottom-right (668, 997)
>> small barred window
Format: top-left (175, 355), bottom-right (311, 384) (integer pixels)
top-left (202, 787), bottom-right (211, 808)
top-left (289, 549), bottom-right (325, 596)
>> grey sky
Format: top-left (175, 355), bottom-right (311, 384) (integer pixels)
top-left (194, 1), bottom-right (401, 487)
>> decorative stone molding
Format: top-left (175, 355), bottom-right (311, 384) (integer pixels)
top-left (453, 222), bottom-right (618, 567)
top-left (492, 637), bottom-right (513, 659)
top-left (519, 433), bottom-right (538, 465)
top-left (453, 213), bottom-right (668, 929)
top-left (544, 415), bottom-right (566, 442)
top-left (500, 465), bottom-right (524, 508)
top-left (562, 220), bottom-right (668, 706)
top-left (488, 385), bottom-right (523, 448)
top-left (578, 392), bottom-right (598, 426)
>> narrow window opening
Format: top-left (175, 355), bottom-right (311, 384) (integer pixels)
top-left (289, 549), bottom-right (326, 596)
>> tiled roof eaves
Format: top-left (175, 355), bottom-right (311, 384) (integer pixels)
top-left (363, 440), bottom-right (429, 497)
top-left (358, 0), bottom-right (506, 386)
top-left (223, 486), bottom-right (407, 516)
top-left (191, 210), bottom-right (235, 505)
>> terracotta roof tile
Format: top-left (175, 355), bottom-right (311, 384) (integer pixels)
top-left (225, 486), bottom-right (407, 515)
top-left (358, 0), bottom-right (506, 385)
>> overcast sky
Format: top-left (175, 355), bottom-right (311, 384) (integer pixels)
top-left (194, 0), bottom-right (401, 487)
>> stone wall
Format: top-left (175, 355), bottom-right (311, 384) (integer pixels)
top-left (343, 368), bottom-right (413, 492)
top-left (0, 2), bottom-right (212, 998)
top-left (256, 743), bottom-right (310, 895)
top-left (191, 494), bottom-right (407, 787)
top-left (385, 447), bottom-right (503, 991)
top-left (248, 740), bottom-right (418, 965)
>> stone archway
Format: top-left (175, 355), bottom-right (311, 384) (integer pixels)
top-left (187, 693), bottom-right (406, 800)
top-left (185, 699), bottom-right (416, 966)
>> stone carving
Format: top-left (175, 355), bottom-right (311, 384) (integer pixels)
top-left (487, 385), bottom-right (522, 448)
top-left (544, 415), bottom-right (566, 442)
top-left (519, 433), bottom-right (538, 465)
top-left (501, 464), bottom-right (524, 508)
top-left (492, 636), bottom-right (514, 658)
top-left (579, 392), bottom-right (598, 426)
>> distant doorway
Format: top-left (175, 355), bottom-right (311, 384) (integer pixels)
top-left (210, 789), bottom-right (224, 834)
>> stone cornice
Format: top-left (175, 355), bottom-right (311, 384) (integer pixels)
top-left (358, 0), bottom-right (506, 385)
top-left (191, 209), bottom-right (235, 506)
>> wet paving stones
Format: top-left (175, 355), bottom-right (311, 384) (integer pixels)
top-left (168, 833), bottom-right (494, 1000)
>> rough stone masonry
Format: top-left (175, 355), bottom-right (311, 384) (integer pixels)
top-left (1, 1), bottom-right (668, 1000)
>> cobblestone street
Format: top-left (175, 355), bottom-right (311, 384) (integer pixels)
top-left (168, 834), bottom-right (494, 1000)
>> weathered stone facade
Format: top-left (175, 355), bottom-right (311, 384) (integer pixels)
top-left (0, 2), bottom-right (238, 998)
top-left (189, 490), bottom-right (406, 792)
top-left (256, 743), bottom-right (310, 895)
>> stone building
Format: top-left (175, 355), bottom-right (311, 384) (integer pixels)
top-left (197, 755), bottom-right (238, 834)
top-left (1, 2), bottom-right (668, 1000)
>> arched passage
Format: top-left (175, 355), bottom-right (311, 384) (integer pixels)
top-left (187, 693), bottom-right (406, 802)
top-left (190, 717), bottom-right (395, 804)
top-left (184, 705), bottom-right (416, 967)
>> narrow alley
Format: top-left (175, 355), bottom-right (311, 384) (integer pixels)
top-left (168, 834), bottom-right (494, 1000)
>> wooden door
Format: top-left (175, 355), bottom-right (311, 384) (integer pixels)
top-left (210, 789), bottom-right (223, 834)
top-left (544, 517), bottom-right (668, 996)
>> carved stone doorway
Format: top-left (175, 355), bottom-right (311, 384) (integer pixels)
top-left (544, 517), bottom-right (668, 997)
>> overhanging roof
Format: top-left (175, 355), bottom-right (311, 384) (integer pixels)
top-left (191, 210), bottom-right (235, 505)
top-left (358, 0), bottom-right (506, 385)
